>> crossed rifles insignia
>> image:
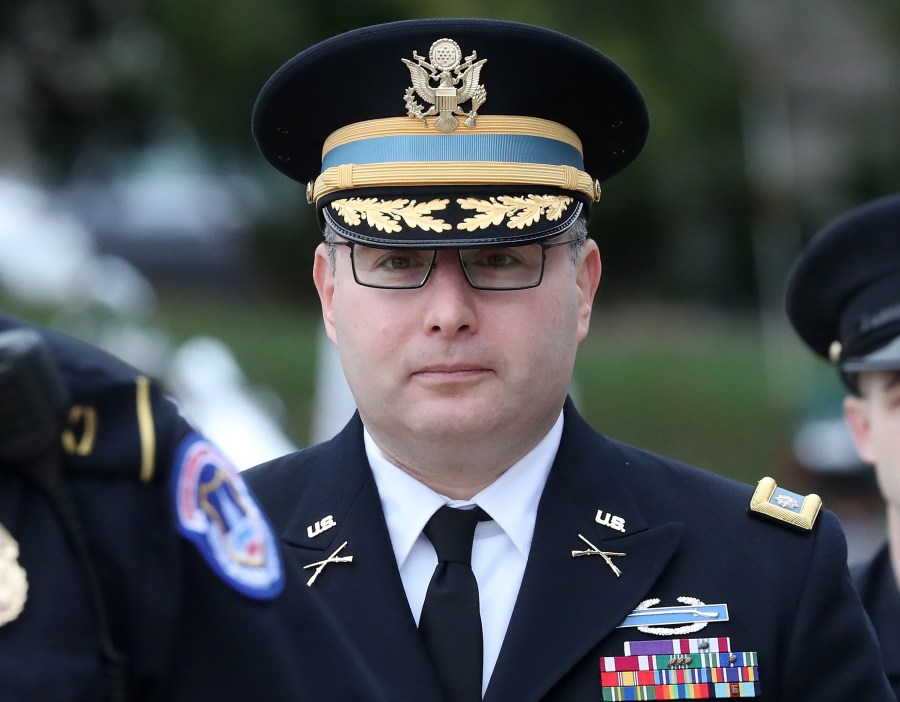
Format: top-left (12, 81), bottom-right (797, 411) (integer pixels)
top-left (402, 38), bottom-right (487, 132)
top-left (572, 533), bottom-right (625, 577)
top-left (304, 541), bottom-right (354, 587)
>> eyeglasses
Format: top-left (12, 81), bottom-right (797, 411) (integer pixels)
top-left (330, 238), bottom-right (582, 290)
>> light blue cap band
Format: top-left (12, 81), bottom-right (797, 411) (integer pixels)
top-left (322, 133), bottom-right (585, 170)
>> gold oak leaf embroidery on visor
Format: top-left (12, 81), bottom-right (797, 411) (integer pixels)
top-left (456, 194), bottom-right (573, 231)
top-left (331, 198), bottom-right (451, 233)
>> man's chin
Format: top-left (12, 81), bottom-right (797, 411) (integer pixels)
top-left (403, 398), bottom-right (503, 437)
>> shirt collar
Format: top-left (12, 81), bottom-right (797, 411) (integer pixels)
top-left (366, 412), bottom-right (563, 568)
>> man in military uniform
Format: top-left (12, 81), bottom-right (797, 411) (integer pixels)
top-left (786, 194), bottom-right (900, 697)
top-left (246, 19), bottom-right (893, 701)
top-left (0, 312), bottom-right (383, 701)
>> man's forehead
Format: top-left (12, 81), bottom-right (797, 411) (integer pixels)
top-left (877, 370), bottom-right (900, 392)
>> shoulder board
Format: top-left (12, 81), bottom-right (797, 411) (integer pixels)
top-left (0, 321), bottom-right (183, 484)
top-left (749, 476), bottom-right (822, 531)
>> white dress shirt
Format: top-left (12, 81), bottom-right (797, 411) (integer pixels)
top-left (366, 412), bottom-right (563, 696)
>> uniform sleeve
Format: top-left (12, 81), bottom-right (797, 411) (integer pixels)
top-left (781, 511), bottom-right (893, 699)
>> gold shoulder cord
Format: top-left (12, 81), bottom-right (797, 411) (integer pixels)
top-left (135, 376), bottom-right (156, 483)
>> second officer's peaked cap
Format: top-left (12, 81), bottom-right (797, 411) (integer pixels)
top-left (786, 193), bottom-right (900, 386)
top-left (252, 18), bottom-right (648, 247)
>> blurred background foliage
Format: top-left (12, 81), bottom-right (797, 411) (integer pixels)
top-left (2, 0), bottom-right (899, 506)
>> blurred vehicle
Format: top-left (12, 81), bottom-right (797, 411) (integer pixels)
top-left (59, 140), bottom-right (266, 295)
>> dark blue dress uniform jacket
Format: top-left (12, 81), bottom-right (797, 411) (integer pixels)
top-left (0, 314), bottom-right (383, 702)
top-left (852, 544), bottom-right (900, 699)
top-left (245, 399), bottom-right (894, 701)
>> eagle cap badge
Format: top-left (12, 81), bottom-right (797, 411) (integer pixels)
top-left (402, 38), bottom-right (487, 132)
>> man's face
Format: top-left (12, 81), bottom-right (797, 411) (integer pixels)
top-left (313, 234), bottom-right (601, 464)
top-left (844, 369), bottom-right (900, 510)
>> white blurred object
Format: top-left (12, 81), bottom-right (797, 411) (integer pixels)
top-left (0, 175), bottom-right (95, 305)
top-left (0, 174), bottom-right (156, 323)
top-left (74, 255), bottom-right (158, 319)
top-left (792, 416), bottom-right (866, 474)
top-left (311, 328), bottom-right (357, 444)
top-left (168, 336), bottom-right (297, 469)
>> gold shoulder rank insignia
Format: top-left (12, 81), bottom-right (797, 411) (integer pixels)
top-left (749, 476), bottom-right (822, 531)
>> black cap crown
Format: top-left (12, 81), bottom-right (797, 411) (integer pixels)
top-left (786, 193), bottom-right (900, 385)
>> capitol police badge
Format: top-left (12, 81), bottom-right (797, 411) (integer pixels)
top-left (0, 521), bottom-right (27, 626)
top-left (172, 434), bottom-right (284, 599)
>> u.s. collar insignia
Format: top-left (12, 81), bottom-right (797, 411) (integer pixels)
top-left (172, 433), bottom-right (284, 600)
top-left (402, 38), bottom-right (487, 132)
top-left (0, 521), bottom-right (28, 626)
top-left (596, 508), bottom-right (626, 533)
top-left (749, 477), bottom-right (821, 531)
top-left (307, 514), bottom-right (337, 539)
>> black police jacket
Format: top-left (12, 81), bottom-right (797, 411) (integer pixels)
top-left (0, 313), bottom-right (383, 701)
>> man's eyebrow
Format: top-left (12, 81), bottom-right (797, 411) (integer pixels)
top-left (880, 370), bottom-right (900, 392)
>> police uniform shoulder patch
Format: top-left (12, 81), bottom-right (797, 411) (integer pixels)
top-left (749, 476), bottom-right (822, 531)
top-left (172, 433), bottom-right (284, 599)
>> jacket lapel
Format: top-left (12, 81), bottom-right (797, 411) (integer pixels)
top-left (276, 416), bottom-right (442, 701)
top-left (485, 402), bottom-right (684, 701)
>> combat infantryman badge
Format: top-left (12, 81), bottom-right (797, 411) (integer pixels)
top-left (0, 521), bottom-right (27, 626)
top-left (617, 597), bottom-right (729, 635)
top-left (402, 38), bottom-right (487, 132)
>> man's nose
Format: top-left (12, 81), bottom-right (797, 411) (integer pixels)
top-left (421, 251), bottom-right (479, 337)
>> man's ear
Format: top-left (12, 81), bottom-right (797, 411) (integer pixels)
top-left (575, 239), bottom-right (602, 342)
top-left (313, 242), bottom-right (337, 344)
top-left (843, 395), bottom-right (876, 465)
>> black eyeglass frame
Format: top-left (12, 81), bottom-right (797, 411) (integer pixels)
top-left (329, 237), bottom-right (584, 291)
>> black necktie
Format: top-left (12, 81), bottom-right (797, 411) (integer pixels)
top-left (419, 505), bottom-right (490, 702)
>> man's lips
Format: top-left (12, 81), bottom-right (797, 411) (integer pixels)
top-left (412, 364), bottom-right (492, 380)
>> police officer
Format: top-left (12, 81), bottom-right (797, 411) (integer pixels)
top-left (786, 193), bottom-right (900, 697)
top-left (246, 18), bottom-right (893, 701)
top-left (0, 311), bottom-right (383, 701)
